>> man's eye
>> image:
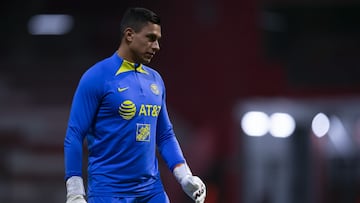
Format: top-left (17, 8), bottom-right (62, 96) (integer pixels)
top-left (148, 35), bottom-right (157, 42)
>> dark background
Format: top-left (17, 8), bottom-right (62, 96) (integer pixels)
top-left (1, 0), bottom-right (360, 202)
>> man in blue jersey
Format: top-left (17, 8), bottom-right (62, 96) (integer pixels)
top-left (64, 7), bottom-right (206, 203)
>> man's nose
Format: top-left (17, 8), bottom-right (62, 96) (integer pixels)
top-left (152, 40), bottom-right (160, 51)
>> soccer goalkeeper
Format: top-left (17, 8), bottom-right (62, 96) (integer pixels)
top-left (64, 7), bottom-right (206, 203)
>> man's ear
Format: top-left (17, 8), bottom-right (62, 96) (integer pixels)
top-left (124, 28), bottom-right (135, 42)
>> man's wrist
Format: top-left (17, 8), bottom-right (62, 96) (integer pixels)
top-left (173, 163), bottom-right (192, 183)
top-left (66, 176), bottom-right (85, 198)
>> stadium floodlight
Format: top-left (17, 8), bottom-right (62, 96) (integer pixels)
top-left (241, 111), bottom-right (269, 137)
top-left (28, 14), bottom-right (74, 35)
top-left (269, 113), bottom-right (295, 138)
top-left (311, 113), bottom-right (330, 138)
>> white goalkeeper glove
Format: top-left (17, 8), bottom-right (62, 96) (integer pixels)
top-left (173, 163), bottom-right (206, 203)
top-left (66, 176), bottom-right (87, 203)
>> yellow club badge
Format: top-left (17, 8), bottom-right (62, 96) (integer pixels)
top-left (150, 84), bottom-right (160, 95)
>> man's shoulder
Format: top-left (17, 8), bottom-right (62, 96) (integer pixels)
top-left (85, 55), bottom-right (118, 75)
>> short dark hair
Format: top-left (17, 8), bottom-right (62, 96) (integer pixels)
top-left (120, 7), bottom-right (161, 39)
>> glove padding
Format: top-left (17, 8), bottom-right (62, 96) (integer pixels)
top-left (66, 194), bottom-right (87, 203)
top-left (179, 175), bottom-right (206, 203)
top-left (173, 163), bottom-right (206, 203)
top-left (66, 176), bottom-right (87, 203)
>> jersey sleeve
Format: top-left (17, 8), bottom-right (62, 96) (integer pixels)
top-left (64, 66), bottom-right (104, 180)
top-left (156, 83), bottom-right (186, 171)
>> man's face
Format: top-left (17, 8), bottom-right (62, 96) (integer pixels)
top-left (129, 22), bottom-right (161, 64)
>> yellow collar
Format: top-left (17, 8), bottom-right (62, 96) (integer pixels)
top-left (115, 60), bottom-right (149, 76)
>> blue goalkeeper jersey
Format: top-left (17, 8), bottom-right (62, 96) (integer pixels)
top-left (64, 52), bottom-right (186, 197)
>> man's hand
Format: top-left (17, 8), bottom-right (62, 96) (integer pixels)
top-left (179, 175), bottom-right (206, 203)
top-left (66, 176), bottom-right (87, 203)
top-left (173, 163), bottom-right (206, 203)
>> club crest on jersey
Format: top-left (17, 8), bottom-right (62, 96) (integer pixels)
top-left (136, 123), bottom-right (150, 142)
top-left (150, 83), bottom-right (160, 95)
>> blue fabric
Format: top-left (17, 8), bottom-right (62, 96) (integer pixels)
top-left (88, 191), bottom-right (170, 203)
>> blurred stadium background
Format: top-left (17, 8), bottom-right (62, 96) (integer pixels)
top-left (1, 0), bottom-right (360, 202)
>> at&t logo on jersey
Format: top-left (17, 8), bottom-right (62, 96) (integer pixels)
top-left (118, 100), bottom-right (136, 120)
top-left (138, 104), bottom-right (161, 117)
top-left (118, 100), bottom-right (162, 119)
